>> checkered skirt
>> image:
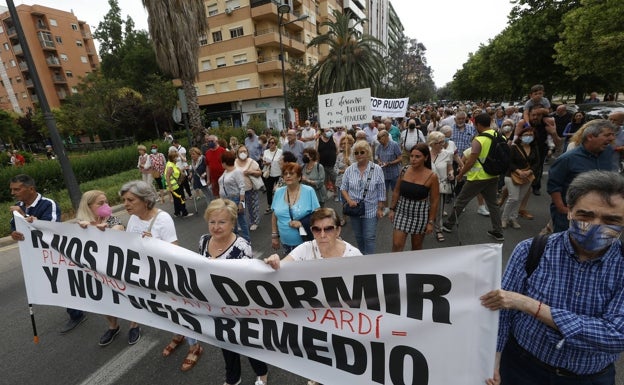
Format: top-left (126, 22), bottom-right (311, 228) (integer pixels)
top-left (393, 197), bottom-right (429, 234)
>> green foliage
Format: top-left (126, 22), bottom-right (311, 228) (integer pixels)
top-left (0, 145), bottom-right (138, 202)
top-left (382, 37), bottom-right (435, 101)
top-left (308, 10), bottom-right (386, 95)
top-left (0, 110), bottom-right (22, 144)
top-left (245, 115), bottom-right (267, 133)
top-left (287, 61), bottom-right (317, 119)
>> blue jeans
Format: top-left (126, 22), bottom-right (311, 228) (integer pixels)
top-left (501, 337), bottom-right (615, 385)
top-left (228, 196), bottom-right (250, 242)
top-left (349, 216), bottom-right (377, 255)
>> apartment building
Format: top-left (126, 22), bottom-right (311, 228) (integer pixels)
top-left (196, 0), bottom-right (340, 130)
top-left (0, 4), bottom-right (98, 113)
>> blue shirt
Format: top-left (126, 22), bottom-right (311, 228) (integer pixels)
top-left (271, 184), bottom-right (319, 246)
top-left (498, 232), bottom-right (624, 375)
top-left (375, 141), bottom-right (402, 181)
top-left (10, 193), bottom-right (60, 231)
top-left (282, 140), bottom-right (305, 165)
top-left (244, 135), bottom-right (263, 162)
top-left (547, 145), bottom-right (615, 205)
top-left (340, 162), bottom-right (386, 218)
top-left (450, 124), bottom-right (476, 154)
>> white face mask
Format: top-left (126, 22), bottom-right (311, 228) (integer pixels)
top-left (238, 153), bottom-right (248, 160)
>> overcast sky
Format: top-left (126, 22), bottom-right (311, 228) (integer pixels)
top-left (6, 0), bottom-right (515, 88)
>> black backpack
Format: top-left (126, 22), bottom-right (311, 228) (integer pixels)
top-left (477, 131), bottom-right (510, 175)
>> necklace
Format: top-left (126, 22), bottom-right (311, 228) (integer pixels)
top-left (286, 186), bottom-right (300, 206)
top-left (210, 234), bottom-right (234, 252)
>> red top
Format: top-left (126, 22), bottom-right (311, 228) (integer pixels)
top-left (205, 146), bottom-right (226, 182)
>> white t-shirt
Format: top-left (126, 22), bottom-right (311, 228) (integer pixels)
top-left (126, 210), bottom-right (177, 243)
top-left (263, 148), bottom-right (283, 177)
top-left (300, 127), bottom-right (317, 149)
top-left (289, 239), bottom-right (362, 261)
top-left (400, 129), bottom-right (426, 151)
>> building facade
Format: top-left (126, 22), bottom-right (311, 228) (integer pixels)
top-left (0, 4), bottom-right (98, 113)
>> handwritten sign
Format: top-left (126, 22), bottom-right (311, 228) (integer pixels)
top-left (15, 213), bottom-right (500, 385)
top-left (318, 88), bottom-right (372, 128)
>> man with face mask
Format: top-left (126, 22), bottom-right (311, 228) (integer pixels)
top-left (244, 128), bottom-right (262, 162)
top-left (481, 170), bottom-right (624, 385)
top-left (399, 118), bottom-right (426, 165)
top-left (547, 119), bottom-right (617, 233)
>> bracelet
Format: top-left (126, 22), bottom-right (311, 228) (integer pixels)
top-left (533, 301), bottom-right (543, 318)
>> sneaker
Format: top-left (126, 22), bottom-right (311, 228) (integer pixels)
top-left (254, 378), bottom-right (267, 385)
top-left (510, 219), bottom-right (521, 229)
top-left (250, 224), bottom-right (259, 231)
top-left (334, 196), bottom-right (340, 202)
top-left (182, 212), bottom-right (194, 218)
top-left (60, 313), bottom-right (87, 334)
top-left (128, 327), bottom-right (141, 345)
top-left (501, 220), bottom-right (508, 229)
top-left (477, 205), bottom-right (490, 216)
top-left (487, 230), bottom-right (505, 241)
top-left (223, 380), bottom-right (241, 385)
top-left (441, 223), bottom-right (453, 233)
top-left (99, 326), bottom-right (120, 346)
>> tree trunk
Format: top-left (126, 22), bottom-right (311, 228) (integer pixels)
top-left (182, 79), bottom-right (203, 146)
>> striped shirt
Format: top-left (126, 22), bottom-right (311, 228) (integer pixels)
top-left (450, 124), bottom-right (476, 154)
top-left (498, 232), bottom-right (624, 375)
top-left (340, 162), bottom-right (386, 218)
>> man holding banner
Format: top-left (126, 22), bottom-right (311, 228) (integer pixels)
top-left (481, 170), bottom-right (624, 385)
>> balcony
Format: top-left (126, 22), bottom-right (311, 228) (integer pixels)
top-left (12, 44), bottom-right (22, 55)
top-left (25, 79), bottom-right (33, 88)
top-left (251, 1), bottom-right (278, 22)
top-left (35, 22), bottom-right (49, 31)
top-left (46, 56), bottom-right (61, 67)
top-left (18, 62), bottom-right (28, 71)
top-left (31, 94), bottom-right (39, 103)
top-left (39, 40), bottom-right (56, 50)
top-left (52, 74), bottom-right (66, 83)
top-left (254, 28), bottom-right (280, 49)
top-left (57, 91), bottom-right (68, 100)
top-left (7, 27), bottom-right (16, 36)
top-left (257, 56), bottom-right (290, 73)
top-left (259, 83), bottom-right (283, 98)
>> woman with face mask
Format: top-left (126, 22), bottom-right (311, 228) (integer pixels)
top-left (235, 145), bottom-right (262, 231)
top-left (501, 127), bottom-right (540, 229)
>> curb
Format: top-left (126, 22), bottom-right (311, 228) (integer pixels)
top-left (1, 203), bottom-right (128, 248)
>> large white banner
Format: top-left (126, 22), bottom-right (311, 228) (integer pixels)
top-left (371, 97), bottom-right (410, 118)
top-left (318, 88), bottom-right (372, 128)
top-left (15, 213), bottom-right (500, 385)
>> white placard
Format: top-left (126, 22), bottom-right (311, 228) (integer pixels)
top-left (318, 88), bottom-right (372, 128)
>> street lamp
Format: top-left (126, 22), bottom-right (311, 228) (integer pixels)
top-left (277, 4), bottom-right (308, 131)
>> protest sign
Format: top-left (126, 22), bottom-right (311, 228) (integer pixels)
top-left (318, 88), bottom-right (372, 128)
top-left (371, 97), bottom-right (409, 118)
top-left (15, 213), bottom-right (500, 385)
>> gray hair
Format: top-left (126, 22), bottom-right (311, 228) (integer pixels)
top-left (566, 170), bottom-right (624, 209)
top-left (119, 180), bottom-right (158, 210)
top-left (580, 119), bottom-right (617, 143)
top-left (10, 174), bottom-right (36, 188)
top-left (427, 131), bottom-right (445, 145)
top-left (439, 125), bottom-right (453, 135)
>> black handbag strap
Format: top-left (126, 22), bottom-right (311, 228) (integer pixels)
top-left (360, 163), bottom-right (375, 201)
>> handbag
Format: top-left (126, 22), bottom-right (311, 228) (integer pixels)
top-left (151, 169), bottom-right (161, 179)
top-left (439, 180), bottom-right (453, 194)
top-left (342, 164), bottom-right (374, 217)
top-left (263, 150), bottom-right (277, 179)
top-left (245, 161), bottom-right (264, 190)
top-left (510, 144), bottom-right (535, 185)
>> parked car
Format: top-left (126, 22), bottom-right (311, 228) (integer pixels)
top-left (576, 102), bottom-right (624, 120)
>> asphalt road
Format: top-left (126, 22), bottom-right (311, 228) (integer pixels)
top-left (2, 172), bottom-right (623, 385)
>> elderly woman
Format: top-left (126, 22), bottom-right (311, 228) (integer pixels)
top-left (428, 132), bottom-right (454, 242)
top-left (198, 199), bottom-right (269, 385)
top-left (165, 151), bottom-right (191, 217)
top-left (218, 150), bottom-right (250, 242)
top-left (271, 162), bottom-right (320, 255)
top-left (334, 135), bottom-right (355, 204)
top-left (340, 140), bottom-right (386, 255)
top-left (235, 144), bottom-right (262, 230)
top-left (301, 147), bottom-right (327, 206)
top-left (262, 137), bottom-right (283, 214)
top-left (137, 145), bottom-right (153, 185)
top-left (189, 147), bottom-right (212, 204)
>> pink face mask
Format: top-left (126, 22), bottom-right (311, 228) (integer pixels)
top-left (96, 204), bottom-right (112, 218)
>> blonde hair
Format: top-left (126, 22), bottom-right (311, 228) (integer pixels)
top-left (204, 198), bottom-right (238, 225)
top-left (76, 190), bottom-right (106, 222)
top-left (353, 140), bottom-right (372, 161)
top-left (137, 145), bottom-right (147, 152)
top-left (340, 135), bottom-right (355, 165)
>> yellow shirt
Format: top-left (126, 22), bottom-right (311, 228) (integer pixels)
top-left (466, 129), bottom-right (497, 181)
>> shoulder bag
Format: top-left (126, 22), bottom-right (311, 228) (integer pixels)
top-left (343, 164), bottom-right (374, 217)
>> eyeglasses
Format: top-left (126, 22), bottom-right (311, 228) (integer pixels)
top-left (310, 225), bottom-right (337, 234)
top-left (283, 172), bottom-right (297, 176)
top-left (354, 151), bottom-right (367, 155)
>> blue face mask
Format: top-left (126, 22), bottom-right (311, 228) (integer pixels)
top-left (444, 137), bottom-right (450, 143)
top-left (207, 142), bottom-right (216, 149)
top-left (568, 219), bottom-right (623, 252)
top-left (521, 136), bottom-right (534, 144)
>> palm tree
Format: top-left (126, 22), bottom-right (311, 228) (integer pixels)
top-left (141, 0), bottom-right (207, 143)
top-left (307, 10), bottom-right (385, 96)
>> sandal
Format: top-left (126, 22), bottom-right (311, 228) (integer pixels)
top-left (162, 335), bottom-right (185, 357)
top-left (181, 344), bottom-right (203, 371)
top-left (436, 231), bottom-right (445, 242)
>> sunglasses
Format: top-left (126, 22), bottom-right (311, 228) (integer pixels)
top-left (310, 225), bottom-right (337, 234)
top-left (354, 151), bottom-right (367, 155)
top-left (434, 141), bottom-right (445, 145)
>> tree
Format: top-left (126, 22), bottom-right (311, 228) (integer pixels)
top-left (0, 110), bottom-right (22, 146)
top-left (554, 0), bottom-right (624, 99)
top-left (141, 0), bottom-right (208, 144)
top-left (307, 10), bottom-right (385, 95)
top-left (286, 60), bottom-right (317, 121)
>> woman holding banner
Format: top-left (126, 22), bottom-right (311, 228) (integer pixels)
top-left (119, 181), bottom-right (204, 371)
top-left (199, 198), bottom-right (269, 385)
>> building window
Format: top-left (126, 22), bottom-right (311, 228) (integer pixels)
top-left (71, 87), bottom-right (78, 94)
top-left (216, 57), bottom-right (226, 68)
top-left (201, 59), bottom-right (212, 71)
top-left (76, 40), bottom-right (83, 47)
top-left (3, 43), bottom-right (8, 50)
top-left (206, 84), bottom-right (216, 94)
top-left (49, 19), bottom-right (57, 27)
top-left (0, 26), bottom-right (4, 34)
top-left (9, 59), bottom-right (16, 67)
top-left (15, 76), bottom-right (21, 83)
top-left (71, 24), bottom-right (78, 31)
top-left (212, 31), bottom-right (222, 43)
top-left (55, 36), bottom-right (63, 44)
top-left (199, 34), bottom-right (207, 46)
top-left (22, 92), bottom-right (27, 99)
top-left (233, 53), bottom-right (247, 65)
top-left (236, 79), bottom-right (251, 89)
top-left (80, 56), bottom-right (88, 63)
top-left (225, 0), bottom-right (241, 10)
top-left (60, 53), bottom-right (68, 61)
top-left (230, 27), bottom-right (244, 39)
top-left (65, 71), bottom-right (73, 78)
top-left (219, 81), bottom-right (229, 92)
top-left (207, 4), bottom-right (218, 16)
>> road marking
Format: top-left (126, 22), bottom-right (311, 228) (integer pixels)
top-left (0, 243), bottom-right (18, 252)
top-left (78, 335), bottom-right (159, 385)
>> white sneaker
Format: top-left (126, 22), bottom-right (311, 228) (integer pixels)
top-left (250, 224), bottom-right (258, 231)
top-left (254, 379), bottom-right (266, 385)
top-left (477, 205), bottom-right (490, 216)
